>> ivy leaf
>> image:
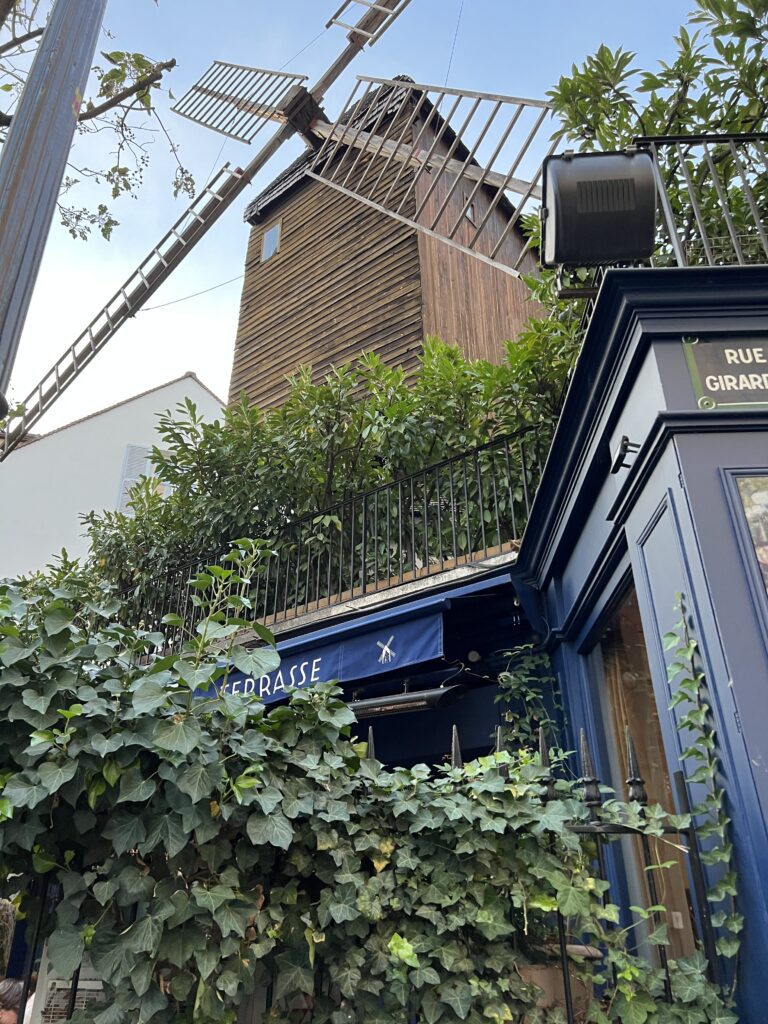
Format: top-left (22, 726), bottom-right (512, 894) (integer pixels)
top-left (192, 885), bottom-right (233, 913)
top-left (102, 809), bottom-right (147, 856)
top-left (231, 645), bottom-right (281, 678)
top-left (177, 761), bottom-right (223, 802)
top-left (90, 930), bottom-right (137, 985)
top-left (124, 915), bottom-right (163, 955)
top-left (3, 774), bottom-right (47, 809)
top-left (37, 761), bottom-right (78, 794)
top-left (117, 769), bottom-right (157, 804)
top-left (557, 885), bottom-right (591, 918)
top-left (143, 813), bottom-right (188, 857)
top-left (274, 949), bottom-right (314, 1001)
top-left (153, 715), bottom-right (202, 755)
top-left (246, 812), bottom-right (294, 850)
top-left (439, 979), bottom-right (473, 1020)
top-left (132, 679), bottom-right (169, 714)
top-left (48, 926), bottom-right (84, 978)
top-left (212, 902), bottom-right (250, 937)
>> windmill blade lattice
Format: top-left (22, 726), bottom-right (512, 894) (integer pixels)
top-left (326, 0), bottom-right (413, 45)
top-left (307, 76), bottom-right (556, 277)
top-left (171, 63), bottom-right (307, 143)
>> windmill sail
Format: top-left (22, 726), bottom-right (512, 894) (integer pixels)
top-left (0, 2), bottom-right (414, 458)
top-left (307, 76), bottom-right (556, 278)
top-left (326, 0), bottom-right (413, 45)
top-left (171, 63), bottom-right (307, 142)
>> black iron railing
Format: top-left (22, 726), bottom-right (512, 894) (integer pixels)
top-left (640, 132), bottom-right (768, 269)
top-left (122, 428), bottom-right (546, 645)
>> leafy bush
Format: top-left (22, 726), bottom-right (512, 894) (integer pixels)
top-left (0, 556), bottom-right (737, 1023)
top-left (83, 337), bottom-right (576, 595)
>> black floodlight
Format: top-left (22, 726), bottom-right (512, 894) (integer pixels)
top-left (541, 150), bottom-right (657, 268)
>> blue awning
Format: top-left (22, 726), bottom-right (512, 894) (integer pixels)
top-left (216, 570), bottom-right (513, 706)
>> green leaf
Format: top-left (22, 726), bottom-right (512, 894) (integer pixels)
top-left (38, 760), bottom-right (78, 794)
top-left (143, 813), bottom-right (188, 857)
top-left (3, 774), bottom-right (47, 809)
top-left (212, 901), bottom-right (250, 937)
top-left (388, 932), bottom-right (419, 968)
top-left (132, 679), bottom-right (169, 714)
top-left (44, 607), bottom-right (74, 635)
top-left (124, 914), bottom-right (162, 955)
top-left (192, 885), bottom-right (233, 913)
top-left (177, 761), bottom-right (223, 802)
top-left (47, 926), bottom-right (84, 978)
top-left (90, 930), bottom-right (136, 985)
top-left (274, 949), bottom-right (314, 1001)
top-left (117, 769), bottom-right (157, 804)
top-left (246, 811), bottom-right (294, 850)
top-left (103, 809), bottom-right (147, 856)
top-left (231, 645), bottom-right (281, 678)
top-left (439, 979), bottom-right (473, 1020)
top-left (153, 715), bottom-right (202, 755)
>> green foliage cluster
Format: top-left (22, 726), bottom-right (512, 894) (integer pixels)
top-left (0, 3), bottom-right (190, 240)
top-left (0, 556), bottom-right (739, 1024)
top-left (84, 337), bottom-right (576, 595)
top-left (549, 0), bottom-right (767, 147)
top-left (548, 0), bottom-right (768, 268)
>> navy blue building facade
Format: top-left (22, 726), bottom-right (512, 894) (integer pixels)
top-left (514, 265), bottom-right (768, 1019)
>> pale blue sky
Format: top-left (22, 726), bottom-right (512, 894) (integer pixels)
top-left (10, 0), bottom-right (694, 429)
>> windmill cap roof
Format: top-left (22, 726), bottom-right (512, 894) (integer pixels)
top-left (243, 75), bottom-right (418, 225)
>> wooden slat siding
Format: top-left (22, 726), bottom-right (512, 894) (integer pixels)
top-left (232, 236), bottom-right (422, 395)
top-left (413, 123), bottom-right (541, 364)
top-left (230, 155), bottom-right (423, 409)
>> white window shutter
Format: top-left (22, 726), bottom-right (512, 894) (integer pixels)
top-left (117, 444), bottom-right (151, 512)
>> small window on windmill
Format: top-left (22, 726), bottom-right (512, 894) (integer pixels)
top-left (464, 196), bottom-right (477, 226)
top-left (261, 220), bottom-right (281, 263)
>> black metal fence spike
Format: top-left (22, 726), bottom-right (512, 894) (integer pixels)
top-left (451, 725), bottom-right (463, 769)
top-left (494, 725), bottom-right (504, 754)
top-left (579, 728), bottom-right (602, 817)
top-left (495, 725), bottom-right (510, 780)
top-left (367, 726), bottom-right (376, 762)
top-left (625, 727), bottom-right (647, 805)
top-left (538, 726), bottom-right (550, 769)
top-left (538, 726), bottom-right (557, 802)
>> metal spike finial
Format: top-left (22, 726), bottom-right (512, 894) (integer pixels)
top-left (625, 727), bottom-right (647, 805)
top-left (494, 725), bottom-right (509, 780)
top-left (367, 726), bottom-right (376, 762)
top-left (579, 728), bottom-right (602, 818)
top-left (451, 725), bottom-right (463, 769)
top-left (538, 726), bottom-right (557, 802)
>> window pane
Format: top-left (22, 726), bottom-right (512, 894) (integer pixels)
top-left (261, 222), bottom-right (280, 262)
top-left (598, 587), bottom-right (697, 960)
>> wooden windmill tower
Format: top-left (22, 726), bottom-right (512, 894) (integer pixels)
top-left (0, 0), bottom-right (555, 458)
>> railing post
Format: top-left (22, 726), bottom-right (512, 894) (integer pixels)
top-left (626, 728), bottom-right (672, 1001)
top-left (539, 729), bottom-right (575, 1024)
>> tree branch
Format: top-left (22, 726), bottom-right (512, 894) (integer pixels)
top-left (0, 57), bottom-right (176, 127)
top-left (78, 58), bottom-right (176, 123)
top-left (0, 24), bottom-right (43, 56)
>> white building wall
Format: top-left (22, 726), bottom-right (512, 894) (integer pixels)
top-left (0, 375), bottom-right (221, 579)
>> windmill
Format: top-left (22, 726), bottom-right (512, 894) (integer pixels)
top-left (0, 0), bottom-right (555, 462)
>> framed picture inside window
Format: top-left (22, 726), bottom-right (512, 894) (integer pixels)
top-left (736, 475), bottom-right (768, 597)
